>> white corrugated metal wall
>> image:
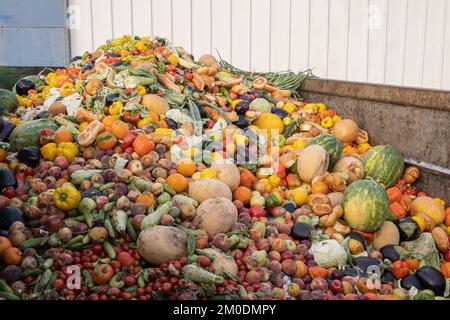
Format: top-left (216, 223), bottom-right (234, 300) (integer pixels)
top-left (68, 0), bottom-right (450, 90)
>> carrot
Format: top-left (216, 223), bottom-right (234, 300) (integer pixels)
top-left (386, 187), bottom-right (402, 204)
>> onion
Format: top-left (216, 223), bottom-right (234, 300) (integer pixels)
top-left (332, 119), bottom-right (359, 143)
top-left (58, 227), bottom-right (73, 242)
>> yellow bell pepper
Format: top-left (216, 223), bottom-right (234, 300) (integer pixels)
top-left (135, 40), bottom-right (147, 52)
top-left (167, 54), bottom-right (179, 66)
top-left (293, 139), bottom-right (308, 149)
top-left (332, 115), bottom-right (342, 123)
top-left (321, 116), bottom-right (334, 129)
top-left (109, 101), bottom-right (123, 115)
top-left (316, 103), bottom-right (327, 111)
top-left (41, 143), bottom-right (58, 160)
top-left (60, 82), bottom-right (76, 97)
top-left (137, 118), bottom-right (152, 129)
top-left (268, 175), bottom-right (281, 188)
top-left (303, 103), bottom-right (318, 111)
top-left (200, 168), bottom-right (217, 179)
top-left (57, 142), bottom-right (79, 161)
top-left (79, 121), bottom-right (89, 132)
top-left (434, 198), bottom-right (445, 208)
top-left (283, 117), bottom-right (293, 126)
top-left (53, 184), bottom-right (81, 211)
top-left (8, 118), bottom-right (21, 126)
top-left (135, 85), bottom-right (147, 96)
top-left (411, 216), bottom-right (426, 232)
top-left (358, 143), bottom-right (371, 153)
top-left (283, 103), bottom-right (296, 114)
top-left (231, 99), bottom-right (242, 109)
top-left (155, 128), bottom-right (175, 137)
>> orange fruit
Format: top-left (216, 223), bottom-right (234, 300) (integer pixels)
top-left (166, 173), bottom-right (188, 193)
top-left (3, 247), bottom-right (22, 266)
top-left (177, 158), bottom-right (197, 177)
top-left (233, 186), bottom-right (252, 204)
top-left (0, 236), bottom-right (13, 257)
top-left (133, 136), bottom-right (155, 157)
top-left (136, 193), bottom-right (155, 209)
top-left (102, 115), bottom-right (119, 128)
top-left (54, 129), bottom-right (74, 144)
top-left (111, 120), bottom-right (129, 139)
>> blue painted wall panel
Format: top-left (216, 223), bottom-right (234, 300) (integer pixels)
top-left (0, 0), bottom-right (67, 28)
top-left (2, 27), bottom-right (69, 66)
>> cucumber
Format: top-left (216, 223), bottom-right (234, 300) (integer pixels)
top-left (19, 237), bottom-right (45, 251)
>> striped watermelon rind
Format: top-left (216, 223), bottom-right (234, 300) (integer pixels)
top-left (362, 145), bottom-right (404, 188)
top-left (308, 134), bottom-right (342, 168)
top-left (343, 179), bottom-right (388, 232)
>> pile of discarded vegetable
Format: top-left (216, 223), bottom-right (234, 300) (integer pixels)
top-left (0, 35), bottom-right (449, 301)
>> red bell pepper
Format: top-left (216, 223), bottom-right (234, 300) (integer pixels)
top-left (121, 131), bottom-right (137, 150)
top-left (39, 129), bottom-right (55, 146)
top-left (123, 111), bottom-right (140, 124)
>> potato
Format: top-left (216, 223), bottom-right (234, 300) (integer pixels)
top-left (373, 221), bottom-right (400, 251)
top-left (202, 248), bottom-right (238, 276)
top-left (193, 197), bottom-right (238, 239)
top-left (137, 225), bottom-right (187, 265)
top-left (188, 178), bottom-right (232, 203)
top-left (212, 162), bottom-right (240, 191)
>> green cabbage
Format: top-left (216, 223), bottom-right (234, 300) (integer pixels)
top-left (249, 98), bottom-right (271, 113)
top-left (310, 240), bottom-right (347, 268)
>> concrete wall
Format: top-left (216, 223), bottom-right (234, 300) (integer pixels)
top-left (300, 79), bottom-right (450, 203)
top-left (0, 0), bottom-right (70, 66)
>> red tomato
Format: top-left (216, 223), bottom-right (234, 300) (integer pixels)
top-left (2, 187), bottom-right (16, 198)
top-left (123, 276), bottom-right (136, 287)
top-left (161, 282), bottom-right (172, 294)
top-left (53, 278), bottom-right (66, 290)
top-left (117, 251), bottom-right (135, 268)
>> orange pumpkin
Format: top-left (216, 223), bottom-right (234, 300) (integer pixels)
top-left (133, 136), bottom-right (155, 157)
top-left (96, 132), bottom-right (117, 150)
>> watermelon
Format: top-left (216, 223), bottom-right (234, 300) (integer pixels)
top-left (362, 145), bottom-right (404, 188)
top-left (9, 119), bottom-right (59, 151)
top-left (343, 179), bottom-right (388, 232)
top-left (0, 89), bottom-right (18, 113)
top-left (308, 134), bottom-right (342, 168)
